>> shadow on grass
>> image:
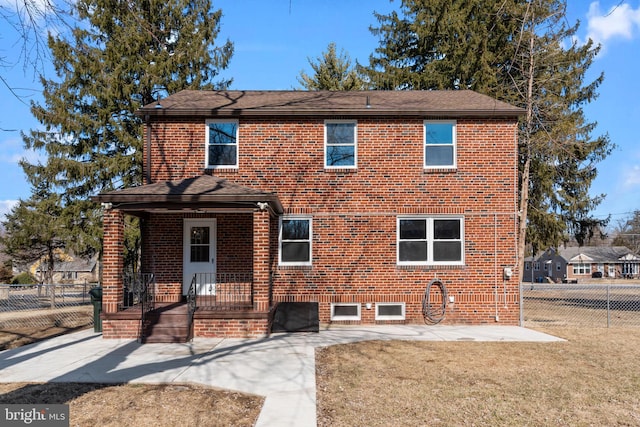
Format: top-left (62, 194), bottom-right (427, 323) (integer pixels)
top-left (0, 323), bottom-right (93, 351)
top-left (0, 382), bottom-right (115, 404)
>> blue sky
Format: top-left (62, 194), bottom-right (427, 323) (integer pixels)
top-left (1, 0), bottom-right (639, 229)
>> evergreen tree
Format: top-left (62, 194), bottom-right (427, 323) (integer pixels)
top-left (17, 0), bottom-right (233, 258)
top-left (0, 182), bottom-right (66, 284)
top-left (364, 0), bottom-right (613, 270)
top-left (298, 42), bottom-right (365, 90)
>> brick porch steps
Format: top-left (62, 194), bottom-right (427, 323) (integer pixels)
top-left (142, 302), bottom-right (191, 343)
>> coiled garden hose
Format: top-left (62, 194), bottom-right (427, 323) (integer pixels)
top-left (422, 278), bottom-right (448, 324)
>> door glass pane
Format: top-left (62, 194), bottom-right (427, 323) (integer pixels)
top-left (190, 227), bottom-right (210, 262)
top-left (190, 246), bottom-right (210, 263)
top-left (191, 227), bottom-right (210, 245)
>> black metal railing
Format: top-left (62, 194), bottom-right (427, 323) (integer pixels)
top-left (122, 273), bottom-right (155, 309)
top-left (191, 272), bottom-right (253, 310)
top-left (122, 273), bottom-right (155, 342)
top-left (187, 275), bottom-right (197, 340)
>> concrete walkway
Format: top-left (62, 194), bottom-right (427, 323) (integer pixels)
top-left (0, 325), bottom-right (563, 426)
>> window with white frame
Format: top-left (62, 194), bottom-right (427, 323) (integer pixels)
top-left (331, 303), bottom-right (361, 321)
top-left (397, 217), bottom-right (464, 265)
top-left (525, 262), bottom-right (530, 271)
top-left (206, 120), bottom-right (238, 168)
top-left (375, 302), bottom-right (406, 320)
top-left (325, 121), bottom-right (356, 168)
top-left (622, 263), bottom-right (639, 276)
top-left (279, 217), bottom-right (312, 265)
top-left (424, 121), bottom-right (456, 168)
top-left (556, 262), bottom-right (562, 271)
top-left (534, 262), bottom-right (540, 270)
top-left (573, 263), bottom-right (591, 275)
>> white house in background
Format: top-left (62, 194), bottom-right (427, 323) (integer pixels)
top-left (524, 246), bottom-right (640, 283)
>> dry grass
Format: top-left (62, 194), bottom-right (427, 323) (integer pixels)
top-left (0, 382), bottom-right (263, 426)
top-left (316, 328), bottom-right (640, 426)
top-left (0, 307), bottom-right (93, 350)
top-left (0, 313), bottom-right (263, 426)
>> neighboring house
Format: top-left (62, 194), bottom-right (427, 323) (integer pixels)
top-left (523, 246), bottom-right (640, 283)
top-left (32, 253), bottom-right (100, 285)
top-left (94, 90), bottom-right (524, 340)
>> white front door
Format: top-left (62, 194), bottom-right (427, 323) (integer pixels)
top-left (183, 219), bottom-right (217, 295)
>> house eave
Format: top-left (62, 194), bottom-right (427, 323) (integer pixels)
top-left (136, 107), bottom-right (524, 119)
top-left (92, 194), bottom-right (284, 215)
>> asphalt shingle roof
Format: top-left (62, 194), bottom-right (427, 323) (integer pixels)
top-left (137, 90), bottom-right (524, 118)
top-left (559, 246), bottom-right (639, 263)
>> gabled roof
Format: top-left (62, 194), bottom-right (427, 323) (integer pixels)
top-left (53, 255), bottom-right (98, 273)
top-left (137, 90), bottom-right (524, 119)
top-left (558, 246), bottom-right (640, 263)
top-left (93, 175), bottom-right (283, 214)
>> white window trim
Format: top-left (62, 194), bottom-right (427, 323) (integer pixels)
top-left (424, 120), bottom-right (457, 169)
top-left (324, 120), bottom-right (357, 169)
top-left (396, 216), bottom-right (465, 266)
top-left (205, 119), bottom-right (239, 169)
top-left (572, 263), bottom-right (591, 275)
top-left (375, 302), bottom-right (406, 321)
top-left (278, 216), bottom-right (312, 266)
top-left (331, 303), bottom-right (361, 321)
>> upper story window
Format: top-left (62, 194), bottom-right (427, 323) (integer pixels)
top-left (325, 121), bottom-right (357, 168)
top-left (279, 217), bottom-right (312, 266)
top-left (206, 119), bottom-right (238, 168)
top-left (397, 217), bottom-right (464, 265)
top-left (424, 121), bottom-right (456, 169)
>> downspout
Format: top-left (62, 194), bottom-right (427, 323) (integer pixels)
top-left (494, 213), bottom-right (499, 322)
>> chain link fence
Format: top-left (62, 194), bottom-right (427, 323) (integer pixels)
top-left (521, 283), bottom-right (640, 328)
top-left (0, 283), bottom-right (95, 330)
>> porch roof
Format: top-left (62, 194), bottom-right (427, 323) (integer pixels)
top-left (93, 175), bottom-right (283, 214)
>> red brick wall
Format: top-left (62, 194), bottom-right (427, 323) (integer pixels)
top-left (140, 213), bottom-right (254, 299)
top-left (139, 116), bottom-right (520, 328)
top-left (102, 319), bottom-right (139, 339)
top-left (102, 209), bottom-right (124, 313)
top-left (193, 318), bottom-right (269, 338)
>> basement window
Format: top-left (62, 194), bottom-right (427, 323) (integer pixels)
top-left (331, 303), bottom-right (361, 321)
top-left (375, 302), bottom-right (406, 321)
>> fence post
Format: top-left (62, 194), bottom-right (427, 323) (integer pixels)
top-left (606, 283), bottom-right (610, 328)
top-left (519, 281), bottom-right (524, 326)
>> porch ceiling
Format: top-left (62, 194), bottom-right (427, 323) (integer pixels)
top-left (92, 175), bottom-right (283, 215)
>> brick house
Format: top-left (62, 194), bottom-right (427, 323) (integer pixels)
top-left (94, 90), bottom-right (524, 341)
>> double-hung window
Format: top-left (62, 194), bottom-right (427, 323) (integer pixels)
top-left (279, 217), bottom-right (312, 265)
top-left (424, 120), bottom-right (456, 169)
top-left (397, 217), bottom-right (464, 265)
top-left (206, 119), bottom-right (238, 168)
top-left (325, 120), bottom-right (356, 168)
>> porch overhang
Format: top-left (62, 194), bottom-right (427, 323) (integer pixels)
top-left (92, 175), bottom-right (283, 215)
